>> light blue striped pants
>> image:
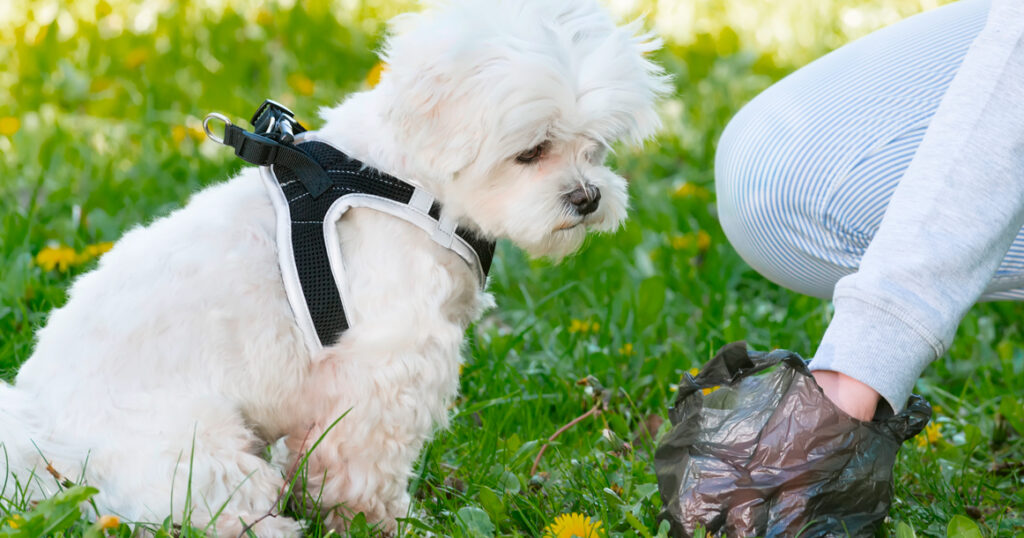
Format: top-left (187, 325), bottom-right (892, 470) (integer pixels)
top-left (716, 0), bottom-right (1024, 301)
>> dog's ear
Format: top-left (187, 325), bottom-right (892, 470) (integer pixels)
top-left (585, 20), bottom-right (672, 147)
top-left (377, 13), bottom-right (486, 180)
top-left (380, 72), bottom-right (484, 181)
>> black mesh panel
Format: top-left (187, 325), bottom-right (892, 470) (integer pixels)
top-left (272, 140), bottom-right (495, 347)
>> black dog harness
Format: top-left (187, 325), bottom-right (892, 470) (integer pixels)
top-left (204, 100), bottom-right (495, 351)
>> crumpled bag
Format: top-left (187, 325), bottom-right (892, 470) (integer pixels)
top-left (654, 341), bottom-right (931, 537)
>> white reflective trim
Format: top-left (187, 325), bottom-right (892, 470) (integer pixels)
top-left (322, 194), bottom-right (487, 288)
top-left (264, 130), bottom-right (488, 353)
top-left (409, 188), bottom-right (434, 213)
top-left (260, 165), bottom-right (323, 353)
top-left (431, 213), bottom-right (457, 249)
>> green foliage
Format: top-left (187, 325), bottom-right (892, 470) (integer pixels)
top-left (897, 521), bottom-right (920, 538)
top-left (0, 485), bottom-right (98, 537)
top-left (455, 506), bottom-right (495, 538)
top-left (947, 516), bottom-right (984, 538)
top-left (1, 0), bottom-right (1022, 536)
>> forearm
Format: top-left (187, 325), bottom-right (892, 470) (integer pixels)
top-left (810, 0), bottom-right (1024, 412)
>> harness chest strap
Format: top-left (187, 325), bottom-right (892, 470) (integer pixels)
top-left (205, 101), bottom-right (496, 352)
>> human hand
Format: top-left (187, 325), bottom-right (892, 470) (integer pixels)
top-left (655, 342), bottom-right (931, 538)
top-left (811, 369), bottom-right (881, 422)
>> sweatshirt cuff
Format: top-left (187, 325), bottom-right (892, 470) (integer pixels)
top-left (809, 295), bottom-right (941, 413)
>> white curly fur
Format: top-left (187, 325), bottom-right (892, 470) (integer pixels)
top-left (0, 0), bottom-right (668, 535)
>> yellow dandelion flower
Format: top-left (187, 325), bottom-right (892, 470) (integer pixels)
top-left (543, 513), bottom-right (603, 538)
top-left (0, 116), bottom-right (20, 136)
top-left (97, 514), bottom-right (120, 529)
top-left (672, 182), bottom-right (711, 200)
top-left (669, 385), bottom-right (678, 392)
top-left (188, 124), bottom-right (206, 141)
top-left (670, 234), bottom-right (692, 250)
top-left (569, 319), bottom-right (600, 334)
top-left (125, 47), bottom-right (149, 69)
top-left (172, 125), bottom-right (187, 145)
top-left (687, 368), bottom-right (717, 394)
top-left (366, 62), bottom-right (388, 88)
top-left (256, 8), bottom-right (273, 26)
top-left (6, 514), bottom-right (24, 529)
top-left (671, 231), bottom-right (712, 252)
top-left (916, 423), bottom-right (942, 447)
top-left (96, 0), bottom-right (112, 18)
top-left (35, 245), bottom-right (80, 272)
top-left (618, 343), bottom-right (634, 356)
top-left (573, 320), bottom-right (587, 333)
top-left (696, 230), bottom-right (711, 251)
top-left (90, 77), bottom-right (114, 93)
top-left (83, 242), bottom-right (114, 258)
top-left (288, 73), bottom-right (315, 96)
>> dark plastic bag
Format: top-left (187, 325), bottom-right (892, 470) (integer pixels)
top-left (655, 342), bottom-right (931, 537)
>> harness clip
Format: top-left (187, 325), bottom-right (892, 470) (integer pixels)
top-left (204, 99), bottom-right (328, 197)
top-left (252, 99), bottom-right (300, 144)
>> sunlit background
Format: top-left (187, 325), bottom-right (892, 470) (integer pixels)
top-left (0, 0), bottom-right (954, 239)
top-left (0, 0), bottom-right (953, 126)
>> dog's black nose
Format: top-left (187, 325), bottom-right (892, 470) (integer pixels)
top-left (567, 184), bottom-right (601, 216)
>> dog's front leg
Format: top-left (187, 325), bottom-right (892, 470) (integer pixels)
top-left (287, 330), bottom-right (460, 534)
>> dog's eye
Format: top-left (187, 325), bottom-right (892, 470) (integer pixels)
top-left (515, 142), bottom-right (548, 164)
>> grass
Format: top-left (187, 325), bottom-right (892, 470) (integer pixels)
top-left (2, 1), bottom-right (1023, 536)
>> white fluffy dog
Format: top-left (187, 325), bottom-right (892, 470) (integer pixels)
top-left (0, 0), bottom-right (667, 535)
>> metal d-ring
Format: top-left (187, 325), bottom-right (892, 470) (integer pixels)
top-left (203, 113), bottom-right (232, 145)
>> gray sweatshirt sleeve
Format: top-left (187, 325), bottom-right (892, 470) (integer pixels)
top-left (809, 0), bottom-right (1024, 412)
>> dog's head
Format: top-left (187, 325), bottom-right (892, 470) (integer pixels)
top-left (375, 0), bottom-right (670, 259)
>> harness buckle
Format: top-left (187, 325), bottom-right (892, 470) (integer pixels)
top-left (252, 99), bottom-right (300, 144)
